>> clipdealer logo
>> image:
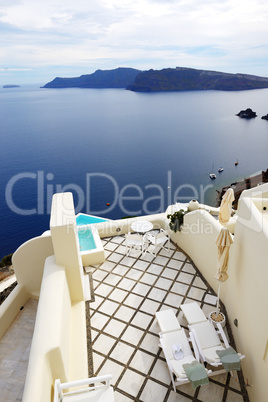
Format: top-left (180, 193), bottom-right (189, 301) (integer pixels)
top-left (5, 171), bottom-right (214, 216)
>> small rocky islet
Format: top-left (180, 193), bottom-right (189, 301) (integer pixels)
top-left (236, 108), bottom-right (268, 120)
top-left (236, 108), bottom-right (257, 118)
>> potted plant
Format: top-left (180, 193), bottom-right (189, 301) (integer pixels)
top-left (167, 209), bottom-right (188, 232)
top-left (209, 310), bottom-right (226, 328)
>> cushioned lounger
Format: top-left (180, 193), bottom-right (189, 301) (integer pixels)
top-left (161, 329), bottom-right (198, 378)
top-left (155, 309), bottom-right (210, 391)
top-left (155, 309), bottom-right (181, 334)
top-left (180, 302), bottom-right (245, 372)
top-left (180, 301), bottom-right (207, 325)
top-left (189, 320), bottom-right (225, 365)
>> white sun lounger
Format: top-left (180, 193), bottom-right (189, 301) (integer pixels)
top-left (180, 301), bottom-right (207, 325)
top-left (54, 375), bottom-right (114, 402)
top-left (180, 302), bottom-right (245, 373)
top-left (155, 309), bottom-right (182, 334)
top-left (155, 309), bottom-right (211, 391)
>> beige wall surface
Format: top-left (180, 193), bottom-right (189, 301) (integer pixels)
top-left (0, 284), bottom-right (29, 339)
top-left (12, 235), bottom-right (54, 297)
top-left (96, 213), bottom-right (167, 239)
top-left (22, 255), bottom-right (88, 402)
top-left (169, 189), bottom-right (268, 402)
top-left (50, 192), bottom-right (84, 302)
top-left (22, 257), bottom-right (70, 402)
top-left (227, 194), bottom-right (268, 402)
top-left (170, 209), bottom-right (222, 295)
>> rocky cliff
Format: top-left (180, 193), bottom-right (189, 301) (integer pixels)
top-left (127, 67), bottom-right (268, 92)
top-left (42, 67), bottom-right (141, 89)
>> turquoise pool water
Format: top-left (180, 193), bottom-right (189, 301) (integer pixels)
top-left (78, 228), bottom-right (96, 251)
top-left (76, 213), bottom-right (109, 226)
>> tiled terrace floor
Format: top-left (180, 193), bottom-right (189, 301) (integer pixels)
top-left (87, 235), bottom-right (249, 402)
top-left (0, 234), bottom-right (249, 401)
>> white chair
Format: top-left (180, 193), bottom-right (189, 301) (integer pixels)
top-left (125, 232), bottom-right (147, 256)
top-left (146, 228), bottom-right (170, 256)
top-left (155, 309), bottom-right (210, 391)
top-left (180, 302), bottom-right (245, 373)
top-left (54, 375), bottom-right (114, 402)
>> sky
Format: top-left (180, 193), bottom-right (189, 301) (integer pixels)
top-left (1, 0), bottom-right (268, 85)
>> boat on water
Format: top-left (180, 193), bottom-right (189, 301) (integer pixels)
top-left (208, 165), bottom-right (216, 179)
top-left (235, 159), bottom-right (239, 166)
top-left (218, 167), bottom-right (224, 173)
top-left (208, 173), bottom-right (216, 179)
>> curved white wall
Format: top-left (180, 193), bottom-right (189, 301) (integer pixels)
top-left (12, 235), bottom-right (54, 298)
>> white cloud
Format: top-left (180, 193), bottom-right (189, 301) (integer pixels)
top-left (1, 0), bottom-right (268, 83)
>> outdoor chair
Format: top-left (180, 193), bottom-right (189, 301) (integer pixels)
top-left (124, 232), bottom-right (148, 256)
top-left (145, 228), bottom-right (170, 256)
top-left (180, 302), bottom-right (245, 373)
top-left (54, 374), bottom-right (114, 402)
top-left (155, 309), bottom-right (211, 391)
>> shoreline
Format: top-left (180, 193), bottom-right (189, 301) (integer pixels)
top-left (216, 168), bottom-right (268, 208)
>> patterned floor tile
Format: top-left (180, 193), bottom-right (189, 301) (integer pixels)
top-left (92, 333), bottom-right (117, 355)
top-left (140, 333), bottom-right (160, 355)
top-left (103, 319), bottom-right (127, 338)
top-left (88, 235), bottom-right (249, 402)
top-left (140, 378), bottom-right (169, 402)
top-left (118, 369), bottom-right (145, 397)
top-left (109, 342), bottom-right (135, 364)
top-left (97, 359), bottom-right (124, 385)
top-left (129, 349), bottom-right (155, 373)
top-left (121, 325), bottom-right (145, 345)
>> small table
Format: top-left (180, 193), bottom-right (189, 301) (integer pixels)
top-left (131, 220), bottom-right (153, 234)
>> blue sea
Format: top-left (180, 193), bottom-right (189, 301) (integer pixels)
top-left (1, 84), bottom-right (268, 258)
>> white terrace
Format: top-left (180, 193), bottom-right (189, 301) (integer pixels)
top-left (1, 186), bottom-right (268, 401)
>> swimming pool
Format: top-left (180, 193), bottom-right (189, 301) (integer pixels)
top-left (78, 228), bottom-right (96, 251)
top-left (77, 225), bottom-right (105, 266)
top-left (76, 213), bottom-right (109, 226)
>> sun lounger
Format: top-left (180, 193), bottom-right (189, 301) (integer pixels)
top-left (180, 301), bottom-right (207, 325)
top-left (54, 375), bottom-right (114, 402)
top-left (180, 302), bottom-right (245, 373)
top-left (155, 309), bottom-right (181, 333)
top-left (155, 309), bottom-right (210, 390)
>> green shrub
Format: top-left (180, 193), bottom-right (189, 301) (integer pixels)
top-left (167, 209), bottom-right (188, 232)
top-left (0, 254), bottom-right (13, 267)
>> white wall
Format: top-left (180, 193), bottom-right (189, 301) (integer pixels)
top-left (0, 284), bottom-right (29, 339)
top-left (0, 235), bottom-right (54, 340)
top-left (12, 235), bottom-right (54, 297)
top-left (170, 209), bottom-right (222, 294)
top-left (22, 256), bottom-right (88, 402)
top-left (95, 213), bottom-right (167, 239)
top-left (226, 194), bottom-right (268, 402)
top-left (169, 187), bottom-right (268, 402)
top-left (50, 192), bottom-right (84, 302)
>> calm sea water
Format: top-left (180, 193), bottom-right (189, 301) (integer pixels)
top-left (1, 84), bottom-right (268, 257)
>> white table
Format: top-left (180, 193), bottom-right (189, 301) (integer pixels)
top-left (131, 220), bottom-right (153, 234)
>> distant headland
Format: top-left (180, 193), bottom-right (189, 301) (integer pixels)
top-left (42, 68), bottom-right (141, 89)
top-left (3, 85), bottom-right (20, 88)
top-left (42, 66), bottom-right (268, 92)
